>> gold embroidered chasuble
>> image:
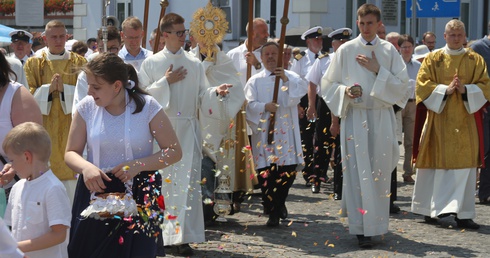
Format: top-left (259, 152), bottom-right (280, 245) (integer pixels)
top-left (416, 49), bottom-right (490, 169)
top-left (25, 52), bottom-right (86, 180)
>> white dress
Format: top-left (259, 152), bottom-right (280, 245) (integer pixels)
top-left (78, 95), bottom-right (161, 167)
top-left (69, 94), bottom-right (163, 258)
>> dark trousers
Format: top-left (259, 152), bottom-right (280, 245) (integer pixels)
top-left (299, 94), bottom-right (333, 183)
top-left (390, 168), bottom-right (397, 204)
top-left (331, 135), bottom-right (343, 197)
top-left (299, 95), bottom-right (314, 180)
top-left (256, 164), bottom-right (296, 215)
top-left (479, 107), bottom-right (490, 201)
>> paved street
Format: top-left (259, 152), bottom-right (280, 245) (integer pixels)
top-left (162, 148), bottom-right (490, 257)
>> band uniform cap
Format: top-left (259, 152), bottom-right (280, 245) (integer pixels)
top-left (9, 30), bottom-right (33, 43)
top-left (413, 44), bottom-right (430, 60)
top-left (328, 28), bottom-right (353, 40)
top-left (301, 26), bottom-right (323, 40)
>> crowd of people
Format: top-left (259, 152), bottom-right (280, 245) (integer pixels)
top-left (0, 2), bottom-right (490, 257)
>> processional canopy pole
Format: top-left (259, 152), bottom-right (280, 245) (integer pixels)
top-left (246, 0), bottom-right (254, 80)
top-left (142, 0), bottom-right (150, 48)
top-left (267, 0), bottom-right (290, 145)
top-left (153, 0), bottom-right (170, 53)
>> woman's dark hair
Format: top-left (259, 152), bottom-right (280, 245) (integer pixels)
top-left (83, 52), bottom-right (148, 114)
top-left (0, 51), bottom-right (15, 87)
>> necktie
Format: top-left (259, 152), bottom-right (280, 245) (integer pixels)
top-left (366, 42), bottom-right (372, 46)
top-left (315, 53), bottom-right (319, 59)
top-left (20, 59), bottom-right (24, 65)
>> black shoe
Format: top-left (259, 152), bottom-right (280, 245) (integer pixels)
top-left (424, 216), bottom-right (438, 224)
top-left (455, 218), bottom-right (480, 230)
top-left (279, 205), bottom-right (288, 219)
top-left (166, 243), bottom-right (194, 256)
top-left (156, 244), bottom-right (166, 256)
top-left (233, 202), bottom-right (241, 213)
top-left (156, 230), bottom-right (165, 256)
top-left (305, 181), bottom-right (312, 187)
top-left (267, 214), bottom-right (280, 227)
top-left (356, 235), bottom-right (373, 248)
top-left (263, 203), bottom-right (271, 215)
top-left (311, 183), bottom-right (320, 193)
top-left (479, 196), bottom-right (490, 204)
top-left (390, 204), bottom-right (400, 214)
top-left (334, 193), bottom-right (342, 200)
top-left (437, 213), bottom-right (453, 218)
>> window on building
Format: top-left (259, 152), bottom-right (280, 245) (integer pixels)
top-left (117, 0), bottom-right (132, 26)
top-left (240, 0), bottom-right (261, 38)
top-left (347, 1), bottom-right (353, 30)
top-left (212, 0), bottom-right (232, 33)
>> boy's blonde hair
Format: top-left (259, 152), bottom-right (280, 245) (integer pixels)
top-left (2, 122), bottom-right (51, 163)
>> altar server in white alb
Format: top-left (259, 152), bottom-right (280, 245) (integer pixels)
top-left (245, 41), bottom-right (307, 227)
top-left (321, 4), bottom-right (409, 248)
top-left (138, 13), bottom-right (234, 255)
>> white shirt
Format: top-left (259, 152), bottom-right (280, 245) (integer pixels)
top-left (226, 43), bottom-right (264, 87)
top-left (305, 53), bottom-right (333, 95)
top-left (291, 48), bottom-right (321, 79)
top-left (5, 170), bottom-right (71, 258)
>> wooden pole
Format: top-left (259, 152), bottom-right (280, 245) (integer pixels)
top-left (246, 0), bottom-right (254, 80)
top-left (142, 0), bottom-right (150, 48)
top-left (153, 0), bottom-right (169, 53)
top-left (267, 0), bottom-right (290, 145)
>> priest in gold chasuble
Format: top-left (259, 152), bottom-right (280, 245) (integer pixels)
top-left (411, 20), bottom-right (490, 229)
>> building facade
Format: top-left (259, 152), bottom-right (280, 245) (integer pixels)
top-left (68, 0), bottom-right (489, 51)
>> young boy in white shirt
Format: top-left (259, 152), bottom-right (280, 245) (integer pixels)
top-left (3, 122), bottom-right (71, 258)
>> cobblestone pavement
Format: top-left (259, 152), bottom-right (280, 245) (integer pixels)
top-left (161, 151), bottom-right (490, 258)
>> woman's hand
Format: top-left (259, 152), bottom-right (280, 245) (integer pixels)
top-left (0, 163), bottom-right (15, 187)
top-left (112, 164), bottom-right (139, 183)
top-left (82, 165), bottom-right (111, 193)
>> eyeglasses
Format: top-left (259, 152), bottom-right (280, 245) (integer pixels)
top-left (165, 30), bottom-right (189, 37)
top-left (123, 35), bottom-right (141, 40)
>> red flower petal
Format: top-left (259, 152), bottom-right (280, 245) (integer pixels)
top-left (157, 195), bottom-right (165, 210)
